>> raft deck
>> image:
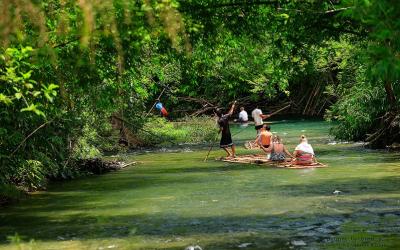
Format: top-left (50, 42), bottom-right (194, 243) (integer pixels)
top-left (217, 154), bottom-right (327, 169)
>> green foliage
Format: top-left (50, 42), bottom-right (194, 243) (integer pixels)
top-left (136, 116), bottom-right (217, 146)
top-left (174, 116), bottom-right (219, 143)
top-left (326, 0), bottom-right (400, 143)
top-left (1, 0), bottom-right (400, 203)
top-left (0, 47), bottom-right (58, 116)
top-left (71, 125), bottom-right (102, 160)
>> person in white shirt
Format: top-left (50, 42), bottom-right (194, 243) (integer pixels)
top-left (252, 106), bottom-right (271, 133)
top-left (238, 107), bottom-right (248, 123)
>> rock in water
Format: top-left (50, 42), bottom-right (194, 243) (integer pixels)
top-left (185, 245), bottom-right (202, 250)
top-left (291, 240), bottom-right (307, 246)
top-left (238, 242), bottom-right (252, 248)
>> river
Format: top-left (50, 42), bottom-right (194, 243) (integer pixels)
top-left (1, 119), bottom-right (399, 249)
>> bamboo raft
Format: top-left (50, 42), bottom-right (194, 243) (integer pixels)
top-left (217, 154), bottom-right (327, 169)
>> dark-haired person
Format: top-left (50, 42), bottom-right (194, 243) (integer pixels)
top-left (215, 101), bottom-right (236, 158)
top-left (251, 106), bottom-right (271, 134)
top-left (256, 124), bottom-right (273, 149)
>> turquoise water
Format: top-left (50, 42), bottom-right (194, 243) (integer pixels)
top-left (0, 120), bottom-right (399, 249)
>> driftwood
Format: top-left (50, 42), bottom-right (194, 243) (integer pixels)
top-left (176, 97), bottom-right (219, 117)
top-left (75, 158), bottom-right (126, 175)
top-left (366, 111), bottom-right (400, 148)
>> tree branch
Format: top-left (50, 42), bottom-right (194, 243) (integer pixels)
top-left (12, 120), bottom-right (52, 155)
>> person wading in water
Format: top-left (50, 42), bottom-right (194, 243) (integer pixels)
top-left (215, 101), bottom-right (237, 158)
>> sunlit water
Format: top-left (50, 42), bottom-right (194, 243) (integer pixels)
top-left (1, 120), bottom-right (399, 249)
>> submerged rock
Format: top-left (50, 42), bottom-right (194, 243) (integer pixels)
top-left (238, 242), bottom-right (252, 248)
top-left (291, 240), bottom-right (307, 246)
top-left (185, 245), bottom-right (202, 250)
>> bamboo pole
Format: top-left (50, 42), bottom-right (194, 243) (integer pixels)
top-left (145, 88), bottom-right (166, 117)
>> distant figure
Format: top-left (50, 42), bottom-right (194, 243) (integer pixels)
top-left (256, 124), bottom-right (273, 148)
top-left (238, 107), bottom-right (248, 123)
top-left (215, 101), bottom-right (237, 158)
top-left (155, 101), bottom-right (168, 118)
top-left (262, 135), bottom-right (293, 162)
top-left (293, 135), bottom-right (316, 165)
top-left (251, 106), bottom-right (271, 134)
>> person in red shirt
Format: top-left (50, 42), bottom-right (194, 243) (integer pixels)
top-left (155, 100), bottom-right (168, 118)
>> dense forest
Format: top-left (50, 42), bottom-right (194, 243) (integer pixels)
top-left (1, 0), bottom-right (399, 201)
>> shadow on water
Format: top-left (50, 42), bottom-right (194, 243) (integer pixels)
top-left (0, 199), bottom-right (399, 249)
top-left (0, 172), bottom-right (399, 249)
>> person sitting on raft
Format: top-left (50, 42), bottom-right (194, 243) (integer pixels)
top-left (292, 135), bottom-right (316, 165)
top-left (215, 101), bottom-right (237, 158)
top-left (256, 124), bottom-right (273, 149)
top-left (261, 135), bottom-right (293, 161)
top-left (238, 107), bottom-right (248, 123)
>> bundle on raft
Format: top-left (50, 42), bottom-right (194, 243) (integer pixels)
top-left (217, 154), bottom-right (327, 169)
top-left (244, 141), bottom-right (261, 149)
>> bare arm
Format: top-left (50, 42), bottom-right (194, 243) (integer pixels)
top-left (261, 114), bottom-right (271, 119)
top-left (255, 134), bottom-right (261, 145)
top-left (284, 146), bottom-right (294, 158)
top-left (227, 101), bottom-right (237, 116)
top-left (261, 144), bottom-right (272, 153)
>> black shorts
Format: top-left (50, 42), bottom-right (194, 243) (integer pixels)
top-left (255, 124), bottom-right (263, 130)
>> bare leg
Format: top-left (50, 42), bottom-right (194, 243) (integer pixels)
top-left (222, 147), bottom-right (231, 157)
top-left (231, 144), bottom-right (236, 157)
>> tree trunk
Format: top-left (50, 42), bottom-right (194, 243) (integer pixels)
top-left (384, 80), bottom-right (396, 110)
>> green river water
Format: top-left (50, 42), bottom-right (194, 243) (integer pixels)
top-left (1, 120), bottom-right (399, 250)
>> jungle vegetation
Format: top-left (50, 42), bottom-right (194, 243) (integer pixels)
top-left (1, 0), bottom-right (399, 201)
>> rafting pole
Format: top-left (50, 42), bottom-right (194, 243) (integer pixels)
top-left (145, 88), bottom-right (166, 117)
top-left (268, 104), bottom-right (291, 117)
top-left (204, 141), bottom-right (215, 162)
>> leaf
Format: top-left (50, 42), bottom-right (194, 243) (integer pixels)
top-left (15, 92), bottom-right (22, 99)
top-left (25, 83), bottom-right (34, 89)
top-left (47, 83), bottom-right (59, 91)
top-left (0, 93), bottom-right (13, 105)
top-left (21, 104), bottom-right (45, 117)
top-left (21, 70), bottom-right (32, 80)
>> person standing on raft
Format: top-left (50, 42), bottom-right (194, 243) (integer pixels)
top-left (251, 106), bottom-right (271, 134)
top-left (215, 101), bottom-right (237, 158)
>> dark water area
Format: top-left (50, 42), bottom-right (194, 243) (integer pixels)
top-left (0, 120), bottom-right (399, 249)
